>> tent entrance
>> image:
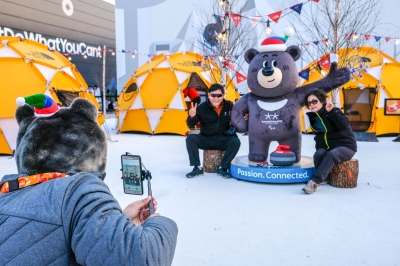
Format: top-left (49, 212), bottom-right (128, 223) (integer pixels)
top-left (185, 72), bottom-right (209, 103)
top-left (54, 90), bottom-right (80, 107)
top-left (342, 88), bottom-right (377, 132)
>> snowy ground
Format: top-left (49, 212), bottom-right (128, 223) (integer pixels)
top-left (1, 117), bottom-right (399, 266)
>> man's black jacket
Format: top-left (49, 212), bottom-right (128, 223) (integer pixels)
top-left (187, 99), bottom-right (233, 136)
top-left (306, 106), bottom-right (357, 152)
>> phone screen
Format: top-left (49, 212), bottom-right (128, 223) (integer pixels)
top-left (121, 155), bottom-right (143, 195)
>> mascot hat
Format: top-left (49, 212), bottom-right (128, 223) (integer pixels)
top-left (259, 27), bottom-right (295, 53)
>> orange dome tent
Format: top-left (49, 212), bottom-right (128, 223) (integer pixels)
top-left (0, 36), bottom-right (102, 155)
top-left (117, 52), bottom-right (240, 135)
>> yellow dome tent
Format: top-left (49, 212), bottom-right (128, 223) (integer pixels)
top-left (299, 47), bottom-right (400, 137)
top-left (0, 36), bottom-right (102, 155)
top-left (117, 52), bottom-right (240, 135)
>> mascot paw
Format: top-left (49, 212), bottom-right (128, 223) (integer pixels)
top-left (249, 153), bottom-right (267, 162)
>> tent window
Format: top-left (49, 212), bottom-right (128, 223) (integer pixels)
top-left (342, 88), bottom-right (377, 132)
top-left (125, 83), bottom-right (138, 93)
top-left (55, 90), bottom-right (80, 107)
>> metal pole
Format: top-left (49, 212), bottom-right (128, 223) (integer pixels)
top-left (332, 0), bottom-right (340, 107)
top-left (221, 0), bottom-right (230, 89)
top-left (102, 45), bottom-right (107, 116)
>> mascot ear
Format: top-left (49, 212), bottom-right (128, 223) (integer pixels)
top-left (69, 98), bottom-right (98, 122)
top-left (244, 48), bottom-right (259, 64)
top-left (286, 45), bottom-right (301, 62)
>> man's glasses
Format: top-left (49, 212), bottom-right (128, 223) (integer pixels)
top-left (307, 99), bottom-right (319, 106)
top-left (210, 93), bottom-right (223, 98)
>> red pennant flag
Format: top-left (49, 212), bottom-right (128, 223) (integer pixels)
top-left (236, 72), bottom-right (247, 84)
top-left (385, 37), bottom-right (391, 42)
top-left (268, 11), bottom-right (282, 23)
top-left (312, 0), bottom-right (320, 2)
top-left (304, 43), bottom-right (310, 46)
top-left (318, 54), bottom-right (331, 70)
top-left (346, 34), bottom-right (351, 40)
top-left (365, 34), bottom-right (370, 40)
top-left (211, 55), bottom-right (216, 60)
top-left (322, 39), bottom-right (328, 45)
top-left (230, 14), bottom-right (242, 26)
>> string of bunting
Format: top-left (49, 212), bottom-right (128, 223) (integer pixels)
top-left (213, 0), bottom-right (320, 27)
top-left (346, 33), bottom-right (400, 44)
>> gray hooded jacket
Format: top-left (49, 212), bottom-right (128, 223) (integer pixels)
top-left (0, 173), bottom-right (178, 266)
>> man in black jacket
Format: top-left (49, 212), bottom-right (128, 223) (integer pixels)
top-left (186, 84), bottom-right (240, 178)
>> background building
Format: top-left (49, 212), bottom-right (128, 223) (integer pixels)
top-left (0, 0), bottom-right (117, 91)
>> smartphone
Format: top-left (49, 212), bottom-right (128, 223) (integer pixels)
top-left (121, 155), bottom-right (143, 195)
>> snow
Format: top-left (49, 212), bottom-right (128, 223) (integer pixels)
top-left (1, 116), bottom-right (399, 266)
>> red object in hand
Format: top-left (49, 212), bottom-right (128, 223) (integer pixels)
top-left (274, 145), bottom-right (292, 153)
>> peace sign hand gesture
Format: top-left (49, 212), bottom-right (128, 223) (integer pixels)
top-left (325, 98), bottom-right (334, 112)
top-left (189, 102), bottom-right (197, 118)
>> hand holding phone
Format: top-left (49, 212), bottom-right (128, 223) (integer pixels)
top-left (122, 196), bottom-right (159, 226)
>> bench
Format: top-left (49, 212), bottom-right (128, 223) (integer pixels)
top-left (328, 158), bottom-right (359, 188)
top-left (203, 150), bottom-right (225, 173)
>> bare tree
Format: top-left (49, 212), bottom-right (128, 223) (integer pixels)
top-left (289, 0), bottom-right (383, 67)
top-left (193, 0), bottom-right (265, 90)
top-left (288, 0), bottom-right (383, 106)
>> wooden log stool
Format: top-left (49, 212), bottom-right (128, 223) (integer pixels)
top-left (203, 150), bottom-right (225, 173)
top-left (328, 158), bottom-right (359, 188)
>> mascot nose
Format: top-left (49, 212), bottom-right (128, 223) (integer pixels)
top-left (262, 66), bottom-right (274, 76)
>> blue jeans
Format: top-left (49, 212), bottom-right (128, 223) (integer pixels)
top-left (311, 147), bottom-right (356, 184)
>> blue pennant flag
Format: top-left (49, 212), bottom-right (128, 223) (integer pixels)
top-left (375, 36), bottom-right (381, 42)
top-left (213, 14), bottom-right (221, 20)
top-left (234, 55), bottom-right (240, 60)
top-left (299, 68), bottom-right (310, 81)
top-left (313, 41), bottom-right (319, 45)
top-left (204, 55), bottom-right (209, 60)
top-left (148, 54), bottom-right (153, 58)
top-left (122, 50), bottom-right (126, 53)
top-left (290, 3), bottom-right (303, 15)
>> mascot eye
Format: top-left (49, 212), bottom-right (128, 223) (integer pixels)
top-left (272, 60), bottom-right (277, 67)
top-left (263, 61), bottom-right (269, 67)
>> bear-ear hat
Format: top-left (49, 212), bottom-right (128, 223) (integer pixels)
top-left (259, 27), bottom-right (295, 53)
top-left (16, 94), bottom-right (60, 117)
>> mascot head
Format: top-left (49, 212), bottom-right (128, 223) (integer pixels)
top-left (15, 94), bottom-right (107, 175)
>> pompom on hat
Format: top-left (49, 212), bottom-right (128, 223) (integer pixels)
top-left (259, 27), bottom-right (295, 53)
top-left (16, 94), bottom-right (60, 117)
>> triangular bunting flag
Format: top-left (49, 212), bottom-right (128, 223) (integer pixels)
top-left (298, 68), bottom-right (310, 81)
top-left (375, 36), bottom-right (381, 42)
top-left (346, 34), bottom-right (351, 40)
top-left (268, 10), bottom-right (283, 23)
top-left (250, 16), bottom-right (262, 28)
top-left (304, 43), bottom-right (310, 46)
top-left (312, 0), bottom-right (320, 2)
top-left (385, 37), bottom-right (391, 42)
top-left (230, 14), bottom-right (242, 26)
top-left (318, 54), bottom-right (331, 70)
top-left (313, 41), bottom-right (319, 45)
top-left (234, 55), bottom-right (240, 60)
top-left (122, 50), bottom-right (126, 53)
top-left (365, 34), bottom-right (370, 40)
top-left (211, 55), bottom-right (216, 60)
top-left (236, 72), bottom-right (247, 84)
top-left (214, 14), bottom-right (220, 20)
top-left (290, 3), bottom-right (303, 15)
top-left (322, 39), bottom-right (328, 45)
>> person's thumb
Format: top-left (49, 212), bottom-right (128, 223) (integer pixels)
top-left (137, 196), bottom-right (152, 208)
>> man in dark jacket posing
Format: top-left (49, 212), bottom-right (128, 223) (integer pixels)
top-left (186, 84), bottom-right (240, 178)
top-left (303, 89), bottom-right (357, 194)
top-left (0, 95), bottom-right (178, 265)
